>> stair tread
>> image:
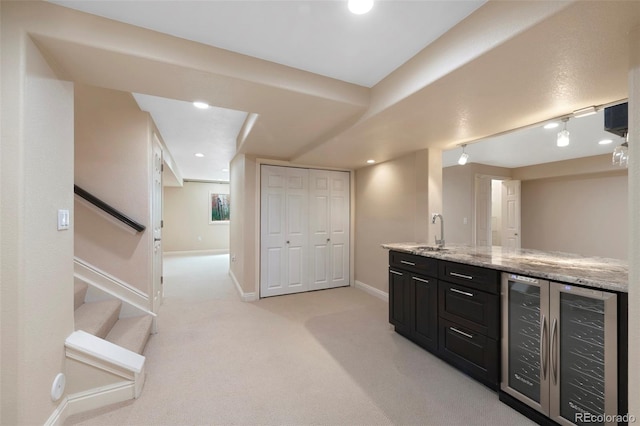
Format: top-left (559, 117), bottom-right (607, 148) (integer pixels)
top-left (74, 281), bottom-right (89, 310)
top-left (106, 316), bottom-right (153, 355)
top-left (74, 299), bottom-right (122, 339)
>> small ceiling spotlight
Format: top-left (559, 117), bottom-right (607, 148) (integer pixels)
top-left (543, 122), bottom-right (559, 130)
top-left (193, 101), bottom-right (210, 109)
top-left (458, 144), bottom-right (469, 165)
top-left (348, 0), bottom-right (374, 15)
top-left (598, 139), bottom-right (613, 145)
top-left (366, 159), bottom-right (376, 164)
top-left (195, 153), bottom-right (205, 158)
top-left (557, 118), bottom-right (570, 147)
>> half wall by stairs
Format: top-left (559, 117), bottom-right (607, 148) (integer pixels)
top-left (55, 262), bottom-right (156, 424)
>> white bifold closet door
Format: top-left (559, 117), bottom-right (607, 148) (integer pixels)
top-left (260, 165), bottom-right (350, 298)
top-left (308, 169), bottom-right (350, 291)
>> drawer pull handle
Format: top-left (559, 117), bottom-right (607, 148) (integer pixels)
top-left (450, 288), bottom-right (474, 297)
top-left (413, 277), bottom-right (429, 284)
top-left (390, 270), bottom-right (403, 276)
top-left (450, 327), bottom-right (473, 339)
top-left (450, 272), bottom-right (474, 280)
top-left (401, 260), bottom-right (416, 266)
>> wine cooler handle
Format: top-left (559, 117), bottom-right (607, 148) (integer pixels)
top-left (551, 318), bottom-right (558, 385)
top-left (540, 314), bottom-right (548, 381)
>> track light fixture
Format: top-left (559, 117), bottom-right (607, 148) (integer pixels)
top-left (458, 144), bottom-right (469, 165)
top-left (557, 118), bottom-right (570, 147)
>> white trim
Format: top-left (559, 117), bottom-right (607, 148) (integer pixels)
top-left (355, 280), bottom-right (389, 302)
top-left (66, 331), bottom-right (145, 373)
top-left (44, 397), bottom-right (69, 426)
top-left (74, 257), bottom-right (155, 317)
top-left (229, 269), bottom-right (258, 302)
top-left (163, 249), bottom-right (229, 256)
top-left (67, 381), bottom-right (137, 417)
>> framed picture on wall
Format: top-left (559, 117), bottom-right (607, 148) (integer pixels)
top-left (209, 192), bottom-right (230, 223)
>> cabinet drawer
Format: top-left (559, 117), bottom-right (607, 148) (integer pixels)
top-left (439, 281), bottom-right (499, 339)
top-left (439, 319), bottom-right (499, 388)
top-left (439, 261), bottom-right (499, 294)
top-left (390, 251), bottom-right (438, 278)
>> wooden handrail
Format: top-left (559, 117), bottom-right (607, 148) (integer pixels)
top-left (74, 185), bottom-right (146, 233)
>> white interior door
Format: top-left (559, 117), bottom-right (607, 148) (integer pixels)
top-left (260, 165), bottom-right (308, 297)
top-left (502, 180), bottom-right (522, 249)
top-left (475, 176), bottom-right (492, 246)
top-left (152, 135), bottom-right (163, 313)
top-left (309, 170), bottom-right (350, 290)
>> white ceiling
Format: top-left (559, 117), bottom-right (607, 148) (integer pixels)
top-left (132, 93), bottom-right (247, 182)
top-left (442, 109), bottom-right (627, 168)
top-left (43, 1), bottom-right (639, 181)
top-left (51, 0), bottom-right (485, 181)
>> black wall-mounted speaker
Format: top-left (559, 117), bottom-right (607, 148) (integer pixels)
top-left (604, 102), bottom-right (628, 137)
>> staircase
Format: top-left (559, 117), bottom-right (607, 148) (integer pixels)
top-left (73, 281), bottom-right (153, 355)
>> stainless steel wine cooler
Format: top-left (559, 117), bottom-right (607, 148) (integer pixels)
top-left (501, 273), bottom-right (619, 426)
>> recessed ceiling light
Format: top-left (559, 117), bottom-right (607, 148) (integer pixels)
top-left (366, 159), bottom-right (375, 164)
top-left (222, 168), bottom-right (229, 172)
top-left (599, 139), bottom-right (613, 145)
top-left (544, 122), bottom-right (559, 129)
top-left (348, 0), bottom-right (373, 15)
top-left (195, 153), bottom-right (205, 157)
top-left (193, 101), bottom-right (210, 109)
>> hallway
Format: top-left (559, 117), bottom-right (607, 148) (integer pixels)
top-left (66, 253), bottom-right (533, 425)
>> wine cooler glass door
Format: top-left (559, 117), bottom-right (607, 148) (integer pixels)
top-left (549, 283), bottom-right (617, 426)
top-left (501, 274), bottom-right (549, 414)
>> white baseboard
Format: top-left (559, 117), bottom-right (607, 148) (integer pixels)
top-left (44, 381), bottom-right (136, 426)
top-left (45, 397), bottom-right (69, 426)
top-left (229, 270), bottom-right (258, 302)
top-left (163, 249), bottom-right (229, 256)
top-left (355, 280), bottom-right (388, 302)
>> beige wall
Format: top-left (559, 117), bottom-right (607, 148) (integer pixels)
top-left (521, 171), bottom-right (628, 259)
top-left (229, 154), bottom-right (258, 295)
top-left (163, 181), bottom-right (230, 253)
top-left (443, 163), bottom-right (512, 245)
top-left (1, 21), bottom-right (75, 425)
top-left (443, 158), bottom-right (628, 259)
top-left (354, 150), bottom-right (441, 293)
top-left (74, 84), bottom-right (152, 295)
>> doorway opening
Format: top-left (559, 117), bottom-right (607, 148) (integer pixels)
top-left (475, 176), bottom-right (521, 249)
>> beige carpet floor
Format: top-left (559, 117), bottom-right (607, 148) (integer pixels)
top-left (65, 253), bottom-right (534, 426)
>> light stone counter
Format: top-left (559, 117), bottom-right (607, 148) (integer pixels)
top-left (382, 243), bottom-right (628, 293)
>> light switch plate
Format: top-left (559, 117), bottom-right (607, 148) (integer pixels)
top-left (58, 209), bottom-right (70, 230)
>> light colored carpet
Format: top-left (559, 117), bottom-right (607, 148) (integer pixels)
top-left (65, 253), bottom-right (535, 426)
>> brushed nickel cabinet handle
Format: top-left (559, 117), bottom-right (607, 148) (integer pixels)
top-left (401, 260), bottom-right (416, 266)
top-left (450, 272), bottom-right (473, 280)
top-left (413, 277), bottom-right (429, 284)
top-left (450, 327), bottom-right (473, 339)
top-left (450, 288), bottom-right (474, 297)
top-left (390, 270), bottom-right (403, 276)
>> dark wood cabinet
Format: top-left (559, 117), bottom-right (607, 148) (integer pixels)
top-left (388, 269), bottom-right (411, 336)
top-left (389, 251), bottom-right (439, 354)
top-left (439, 280), bottom-right (499, 339)
top-left (389, 251), bottom-right (501, 389)
top-left (438, 318), bottom-right (499, 388)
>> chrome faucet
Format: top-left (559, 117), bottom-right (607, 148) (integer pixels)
top-left (432, 213), bottom-right (445, 248)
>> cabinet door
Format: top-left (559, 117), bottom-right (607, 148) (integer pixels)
top-left (439, 281), bottom-right (499, 339)
top-left (412, 275), bottom-right (438, 353)
top-left (439, 318), bottom-right (499, 388)
top-left (389, 269), bottom-right (411, 336)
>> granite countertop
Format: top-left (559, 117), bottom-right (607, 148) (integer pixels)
top-left (382, 242), bottom-right (628, 293)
